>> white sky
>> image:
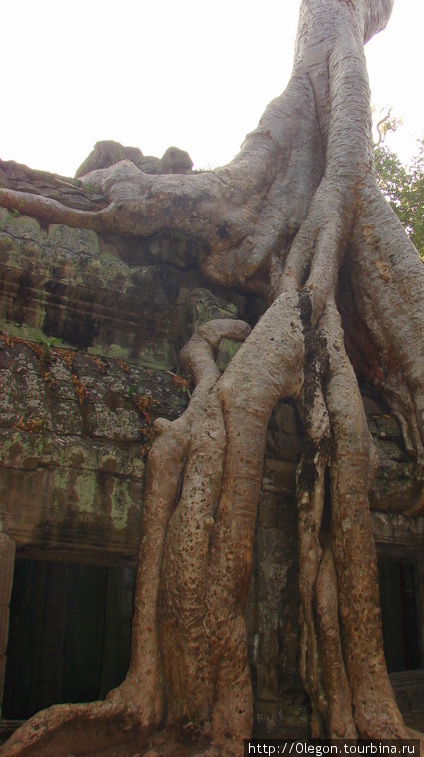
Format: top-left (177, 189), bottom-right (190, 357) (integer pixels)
top-left (1, 1), bottom-right (423, 177)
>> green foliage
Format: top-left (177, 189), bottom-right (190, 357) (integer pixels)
top-left (36, 335), bottom-right (63, 363)
top-left (374, 140), bottom-right (424, 261)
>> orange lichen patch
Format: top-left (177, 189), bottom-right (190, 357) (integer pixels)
top-left (166, 371), bottom-right (191, 397)
top-left (135, 396), bottom-right (154, 422)
top-left (89, 355), bottom-right (107, 373)
top-left (44, 371), bottom-right (57, 388)
top-left (1, 334), bottom-right (15, 349)
top-left (55, 347), bottom-right (75, 371)
top-left (15, 415), bottom-right (45, 433)
top-left (131, 395), bottom-right (159, 457)
top-left (72, 374), bottom-right (88, 405)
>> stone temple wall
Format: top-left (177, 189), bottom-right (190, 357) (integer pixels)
top-left (0, 195), bottom-right (423, 736)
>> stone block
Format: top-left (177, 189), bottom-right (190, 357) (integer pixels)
top-left (274, 402), bottom-right (298, 435)
top-left (266, 430), bottom-right (301, 463)
top-left (262, 459), bottom-right (296, 494)
top-left (256, 662), bottom-right (279, 701)
top-left (362, 394), bottom-right (386, 416)
top-left (254, 701), bottom-right (279, 736)
top-left (257, 493), bottom-right (280, 528)
top-left (257, 630), bottom-right (279, 664)
top-left (96, 446), bottom-right (127, 475)
top-left (258, 602), bottom-right (279, 632)
top-left (0, 534), bottom-right (15, 606)
top-left (258, 492), bottom-right (298, 532)
top-left (254, 699), bottom-right (310, 739)
top-left (373, 414), bottom-right (401, 439)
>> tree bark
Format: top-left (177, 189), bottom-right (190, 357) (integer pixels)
top-left (1, 0), bottom-right (424, 754)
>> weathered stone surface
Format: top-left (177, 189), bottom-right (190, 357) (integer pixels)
top-left (0, 208), bottom-right (246, 371)
top-left (159, 146), bottom-right (193, 175)
top-left (256, 663), bottom-right (279, 702)
top-left (390, 671), bottom-right (424, 731)
top-left (0, 207), bottom-right (262, 568)
top-left (75, 141), bottom-right (193, 180)
top-left (262, 460), bottom-right (297, 494)
top-left (0, 337), bottom-right (190, 563)
top-left (248, 488), bottom-right (301, 736)
top-left (75, 141), bottom-right (148, 178)
top-left (254, 696), bottom-right (310, 740)
top-left (0, 536), bottom-right (15, 607)
top-left (372, 511), bottom-right (424, 555)
top-left (185, 287), bottom-right (239, 333)
top-left (0, 159), bottom-right (106, 212)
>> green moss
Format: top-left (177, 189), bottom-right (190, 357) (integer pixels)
top-left (48, 224), bottom-right (100, 256)
top-left (87, 341), bottom-right (176, 370)
top-left (0, 320), bottom-right (46, 344)
top-left (53, 469), bottom-right (71, 492)
top-left (0, 433), bottom-right (43, 469)
top-left (138, 343), bottom-right (176, 370)
top-left (66, 441), bottom-right (97, 470)
top-left (1, 210), bottom-right (41, 239)
top-left (216, 338), bottom-right (242, 372)
top-left (0, 207), bottom-right (9, 229)
top-left (110, 480), bottom-right (131, 530)
top-left (74, 473), bottom-right (97, 513)
top-left (105, 344), bottom-right (131, 360)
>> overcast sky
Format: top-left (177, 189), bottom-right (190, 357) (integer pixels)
top-left (1, 1), bottom-right (423, 177)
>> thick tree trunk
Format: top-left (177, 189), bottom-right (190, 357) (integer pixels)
top-left (1, 0), bottom-right (424, 755)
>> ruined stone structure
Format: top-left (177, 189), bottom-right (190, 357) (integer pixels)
top-left (0, 154), bottom-right (423, 745)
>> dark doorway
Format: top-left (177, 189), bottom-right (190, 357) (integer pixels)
top-left (3, 559), bottom-right (135, 720)
top-left (378, 558), bottom-right (422, 673)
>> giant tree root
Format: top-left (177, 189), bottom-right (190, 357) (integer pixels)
top-left (2, 0), bottom-right (424, 754)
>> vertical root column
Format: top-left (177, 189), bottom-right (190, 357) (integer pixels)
top-left (202, 291), bottom-right (305, 753)
top-left (315, 543), bottom-right (356, 738)
top-left (296, 294), bottom-right (410, 739)
top-left (323, 300), bottom-right (409, 739)
top-left (157, 321), bottom-right (253, 734)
